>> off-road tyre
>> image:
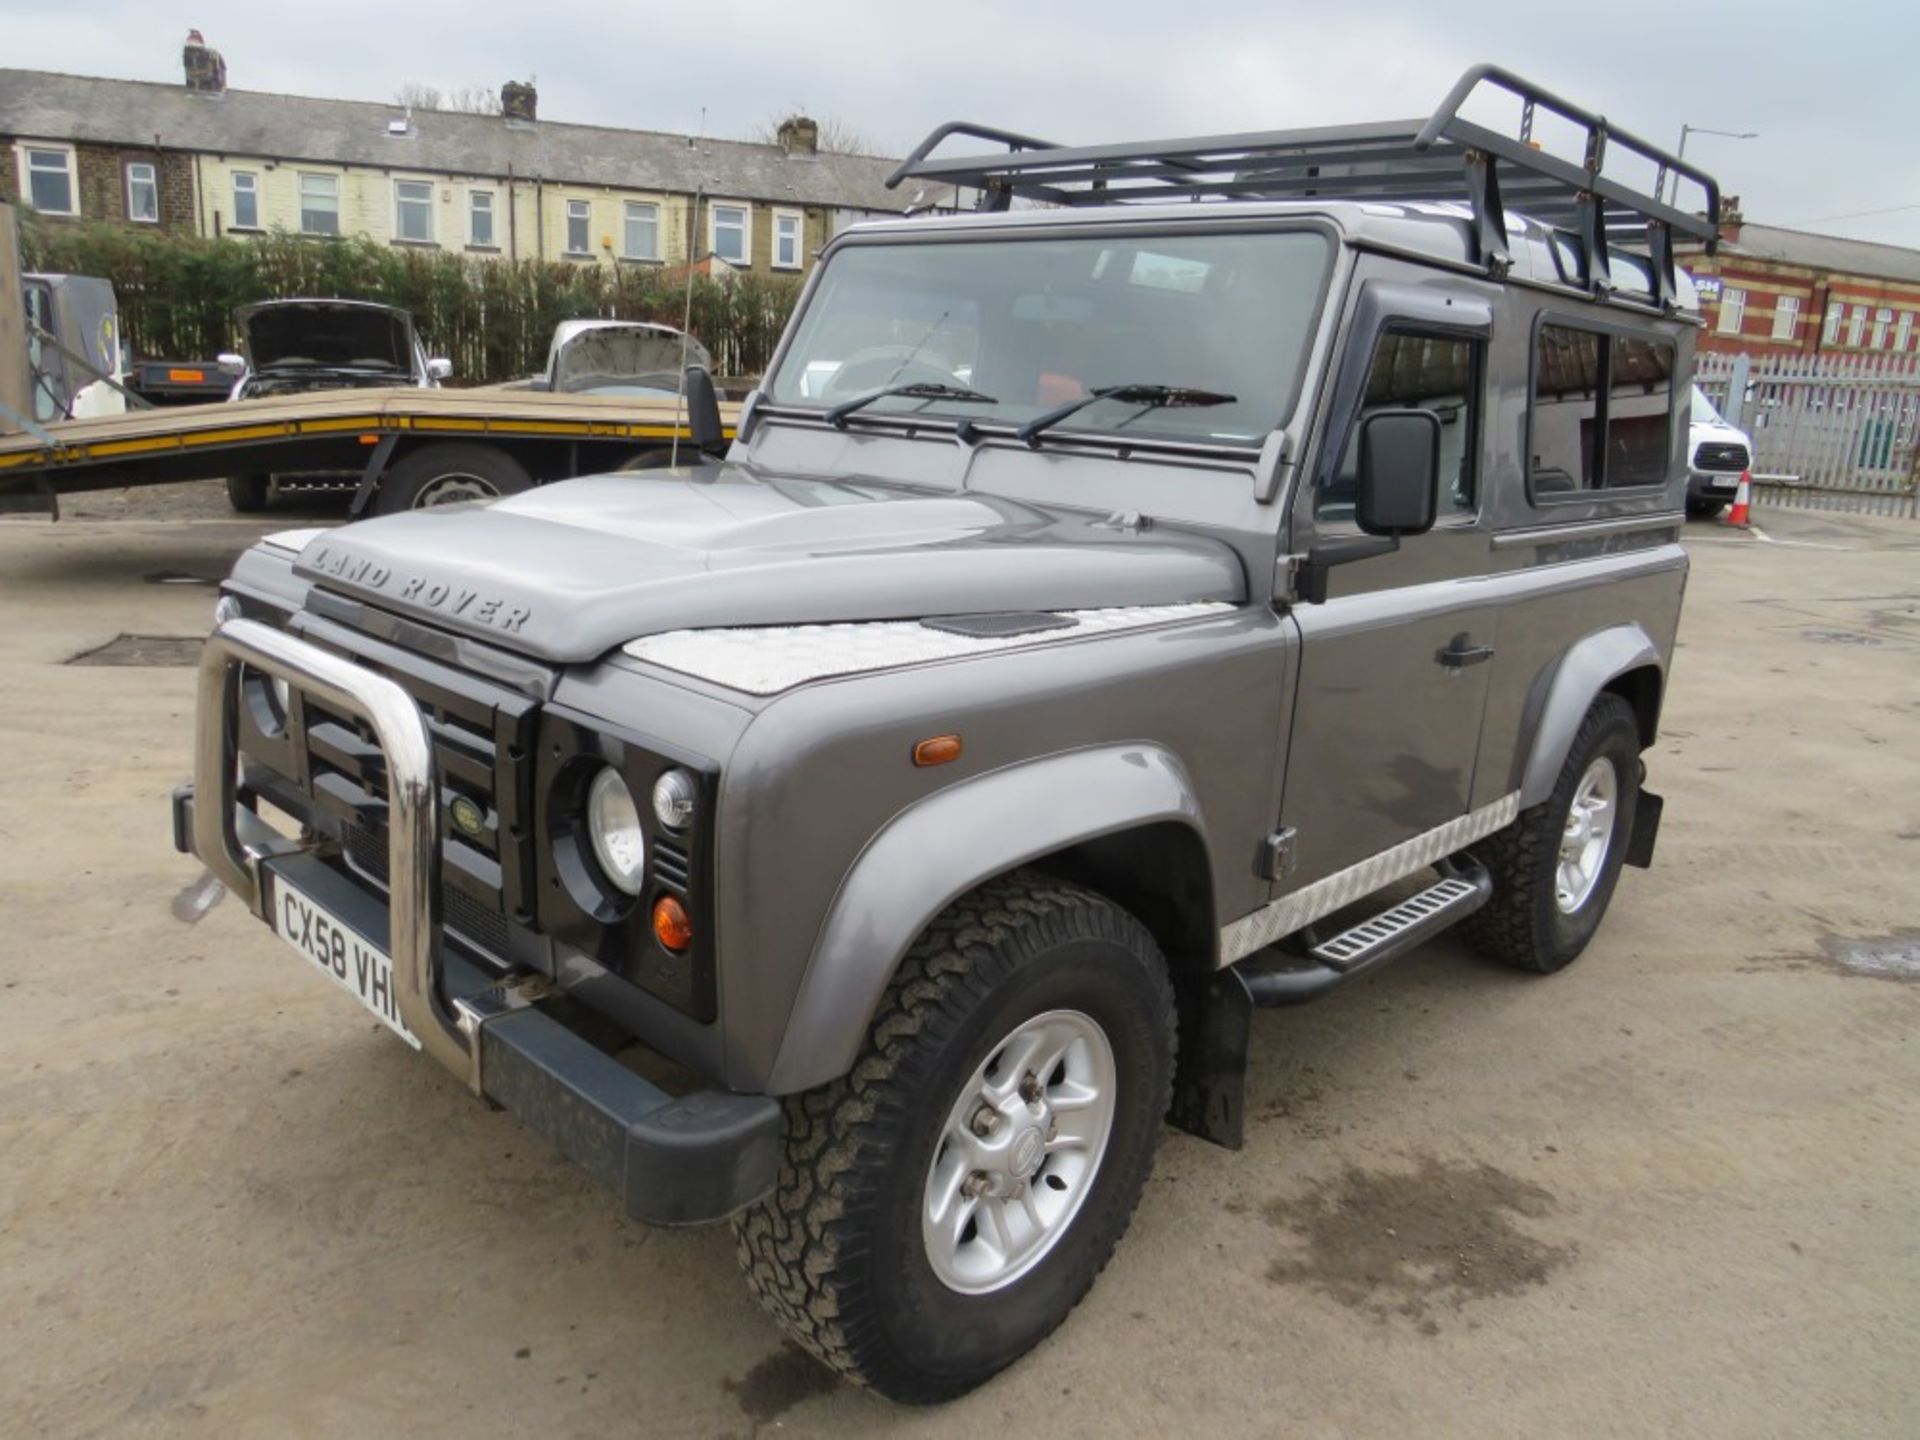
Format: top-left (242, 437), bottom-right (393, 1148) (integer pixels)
top-left (734, 870), bottom-right (1176, 1404)
top-left (374, 442), bottom-right (533, 514)
top-left (226, 473), bottom-right (272, 513)
top-left (1460, 693), bottom-right (1641, 974)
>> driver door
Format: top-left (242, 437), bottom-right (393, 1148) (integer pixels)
top-left (1276, 276), bottom-right (1500, 891)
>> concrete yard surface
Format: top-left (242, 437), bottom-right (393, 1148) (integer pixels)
top-left (1, 491), bottom-right (1916, 1439)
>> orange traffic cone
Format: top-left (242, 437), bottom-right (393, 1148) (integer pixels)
top-left (1725, 470), bottom-right (1752, 528)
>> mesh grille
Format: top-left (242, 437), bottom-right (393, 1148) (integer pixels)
top-left (344, 822), bottom-right (508, 960)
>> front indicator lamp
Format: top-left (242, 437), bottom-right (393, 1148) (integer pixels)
top-left (652, 895), bottom-right (693, 953)
top-left (587, 767), bottom-right (647, 895)
top-left (651, 768), bottom-right (698, 830)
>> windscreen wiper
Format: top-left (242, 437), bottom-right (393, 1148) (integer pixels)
top-left (825, 381), bottom-right (999, 428)
top-left (1015, 384), bottom-right (1237, 447)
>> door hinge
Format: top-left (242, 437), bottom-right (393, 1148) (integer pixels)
top-left (1257, 827), bottom-right (1298, 882)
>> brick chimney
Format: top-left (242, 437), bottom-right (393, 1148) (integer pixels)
top-left (501, 80), bottom-right (538, 123)
top-left (182, 29), bottom-right (227, 94)
top-left (1719, 193), bottom-right (1744, 246)
top-left (777, 116), bottom-right (820, 157)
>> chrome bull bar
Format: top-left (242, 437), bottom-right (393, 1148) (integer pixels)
top-left (194, 617), bottom-right (480, 1087)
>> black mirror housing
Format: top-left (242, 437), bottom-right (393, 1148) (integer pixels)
top-left (684, 365), bottom-right (727, 456)
top-left (1356, 409), bottom-right (1442, 536)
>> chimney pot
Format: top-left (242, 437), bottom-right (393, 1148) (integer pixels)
top-left (501, 80), bottom-right (538, 123)
top-left (1718, 193), bottom-right (1744, 245)
top-left (182, 30), bottom-right (227, 94)
top-left (777, 116), bottom-right (820, 157)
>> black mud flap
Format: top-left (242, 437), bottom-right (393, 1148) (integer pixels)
top-left (1168, 967), bottom-right (1253, 1150)
top-left (0, 477), bottom-right (58, 518)
top-left (1626, 788), bottom-right (1663, 868)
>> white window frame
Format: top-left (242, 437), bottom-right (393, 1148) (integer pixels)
top-left (1871, 308), bottom-right (1893, 349)
top-left (125, 161), bottom-right (159, 223)
top-left (467, 189), bottom-right (495, 248)
top-left (1717, 287), bottom-right (1746, 336)
top-left (565, 199), bottom-right (592, 256)
top-left (18, 143), bottom-right (79, 217)
top-left (1897, 311), bottom-right (1914, 354)
top-left (393, 178), bottom-right (435, 244)
top-left (622, 200), bottom-right (660, 260)
top-left (1846, 305), bottom-right (1867, 347)
top-left (298, 171), bottom-right (340, 236)
top-left (709, 202), bottom-right (750, 266)
top-left (230, 170), bottom-right (259, 230)
top-left (1770, 294), bottom-right (1799, 342)
top-left (1822, 301), bottom-right (1844, 346)
top-left (772, 208), bottom-right (804, 270)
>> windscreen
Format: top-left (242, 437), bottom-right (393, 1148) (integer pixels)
top-left (1690, 384), bottom-right (1726, 425)
top-left (768, 229), bottom-right (1332, 446)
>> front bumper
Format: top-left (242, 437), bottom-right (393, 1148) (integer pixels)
top-left (176, 618), bottom-right (779, 1225)
top-left (1687, 468), bottom-right (1742, 499)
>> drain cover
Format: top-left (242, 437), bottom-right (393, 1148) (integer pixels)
top-left (67, 634), bottom-right (203, 667)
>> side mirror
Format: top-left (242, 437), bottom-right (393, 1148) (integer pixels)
top-left (425, 357), bottom-right (454, 382)
top-left (216, 352), bottom-right (245, 374)
top-left (683, 365), bottom-right (727, 456)
top-left (1356, 410), bottom-right (1441, 536)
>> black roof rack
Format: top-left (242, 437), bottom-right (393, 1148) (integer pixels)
top-left (886, 65), bottom-right (1720, 311)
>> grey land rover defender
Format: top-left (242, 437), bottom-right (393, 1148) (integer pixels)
top-left (174, 65), bottom-right (1719, 1403)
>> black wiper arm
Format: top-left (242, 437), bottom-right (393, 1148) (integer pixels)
top-left (825, 381), bottom-right (999, 428)
top-left (1015, 383), bottom-right (1237, 448)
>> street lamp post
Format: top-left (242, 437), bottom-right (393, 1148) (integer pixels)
top-left (1668, 124), bottom-right (1758, 204)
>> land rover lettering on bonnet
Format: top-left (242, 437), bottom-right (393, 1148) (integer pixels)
top-left (176, 64), bottom-right (1709, 1404)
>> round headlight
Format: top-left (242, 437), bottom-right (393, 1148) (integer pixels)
top-left (587, 767), bottom-right (647, 895)
top-left (651, 768), bottom-right (698, 831)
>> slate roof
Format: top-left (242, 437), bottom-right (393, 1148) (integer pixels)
top-left (1684, 221), bottom-right (1920, 285)
top-left (0, 68), bottom-right (942, 214)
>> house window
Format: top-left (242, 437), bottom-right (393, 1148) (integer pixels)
top-left (1897, 311), bottom-right (1914, 353)
top-left (20, 145), bottom-right (78, 216)
top-left (1847, 305), bottom-right (1867, 346)
top-left (1823, 301), bottom-right (1844, 346)
top-left (125, 162), bottom-right (159, 223)
top-left (1871, 308), bottom-right (1893, 349)
top-left (565, 199), bottom-right (591, 255)
top-left (773, 210), bottom-right (803, 269)
top-left (1717, 287), bottom-right (1746, 335)
top-left (468, 189), bottom-right (494, 247)
top-left (1771, 294), bottom-right (1799, 342)
top-left (231, 171), bottom-right (259, 229)
top-left (711, 203), bottom-right (748, 264)
top-left (394, 179), bottom-right (434, 243)
top-left (299, 172), bottom-right (339, 235)
top-left (622, 201), bottom-right (659, 259)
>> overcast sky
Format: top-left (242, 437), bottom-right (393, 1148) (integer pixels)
top-left (7, 0), bottom-right (1917, 248)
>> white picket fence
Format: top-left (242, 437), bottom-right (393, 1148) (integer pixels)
top-left (1693, 351), bottom-right (1920, 518)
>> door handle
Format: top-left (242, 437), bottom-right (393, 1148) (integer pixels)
top-left (1437, 636), bottom-right (1495, 668)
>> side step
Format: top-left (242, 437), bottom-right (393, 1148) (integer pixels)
top-left (1237, 858), bottom-right (1492, 1006)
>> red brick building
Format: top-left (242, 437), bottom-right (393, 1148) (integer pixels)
top-left (1679, 206), bottom-right (1920, 359)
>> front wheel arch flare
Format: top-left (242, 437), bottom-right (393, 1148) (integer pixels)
top-left (762, 744), bottom-right (1213, 1096)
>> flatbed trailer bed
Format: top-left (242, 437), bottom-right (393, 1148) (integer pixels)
top-left (0, 385), bottom-right (738, 516)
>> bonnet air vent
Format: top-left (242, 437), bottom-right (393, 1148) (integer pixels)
top-left (919, 612), bottom-right (1078, 639)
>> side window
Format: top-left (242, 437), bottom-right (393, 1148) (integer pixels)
top-left (1530, 324), bottom-right (1673, 497)
top-left (1319, 330), bottom-right (1480, 523)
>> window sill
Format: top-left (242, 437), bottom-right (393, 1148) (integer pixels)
top-left (772, 261), bottom-right (803, 272)
top-left (129, 217), bottom-right (160, 226)
top-left (298, 231), bottom-right (343, 240)
top-left (465, 244), bottom-right (501, 254)
top-left (616, 255), bottom-right (665, 266)
top-left (561, 251), bottom-right (596, 261)
top-left (390, 238), bottom-right (441, 250)
top-left (227, 225), bottom-right (265, 235)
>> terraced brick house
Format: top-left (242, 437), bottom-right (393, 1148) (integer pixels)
top-left (1, 34), bottom-right (949, 275)
top-left (1680, 201), bottom-right (1920, 360)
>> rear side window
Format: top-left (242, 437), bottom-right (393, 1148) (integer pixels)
top-left (1530, 323), bottom-right (1674, 498)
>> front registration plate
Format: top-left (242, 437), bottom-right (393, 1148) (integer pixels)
top-left (271, 877), bottom-right (421, 1049)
